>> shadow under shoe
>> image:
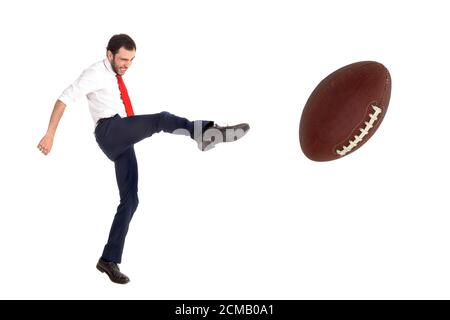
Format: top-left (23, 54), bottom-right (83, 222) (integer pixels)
top-left (199, 123), bottom-right (250, 151)
top-left (96, 258), bottom-right (130, 284)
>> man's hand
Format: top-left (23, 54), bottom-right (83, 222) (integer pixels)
top-left (38, 100), bottom-right (66, 156)
top-left (37, 134), bottom-right (54, 155)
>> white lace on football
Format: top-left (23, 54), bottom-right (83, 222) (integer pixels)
top-left (336, 105), bottom-right (382, 156)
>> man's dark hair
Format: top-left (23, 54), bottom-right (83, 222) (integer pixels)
top-left (107, 34), bottom-right (136, 55)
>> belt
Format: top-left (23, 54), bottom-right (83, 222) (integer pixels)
top-left (97, 114), bottom-right (119, 126)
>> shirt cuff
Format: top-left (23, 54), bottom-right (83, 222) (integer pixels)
top-left (58, 94), bottom-right (74, 106)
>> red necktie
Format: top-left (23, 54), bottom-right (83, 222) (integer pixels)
top-left (116, 74), bottom-right (135, 116)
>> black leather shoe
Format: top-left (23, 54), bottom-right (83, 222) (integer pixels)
top-left (96, 258), bottom-right (130, 284)
top-left (199, 123), bottom-right (250, 151)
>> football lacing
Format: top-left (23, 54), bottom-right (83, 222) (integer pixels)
top-left (336, 105), bottom-right (382, 156)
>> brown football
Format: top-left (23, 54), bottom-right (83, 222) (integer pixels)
top-left (299, 61), bottom-right (391, 161)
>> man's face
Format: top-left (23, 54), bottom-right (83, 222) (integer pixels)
top-left (107, 47), bottom-right (136, 75)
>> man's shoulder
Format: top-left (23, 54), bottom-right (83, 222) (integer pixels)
top-left (80, 60), bottom-right (108, 78)
top-left (85, 60), bottom-right (107, 72)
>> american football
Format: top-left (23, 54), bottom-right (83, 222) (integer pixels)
top-left (299, 61), bottom-right (391, 161)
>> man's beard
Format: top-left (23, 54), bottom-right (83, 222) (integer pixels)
top-left (111, 57), bottom-right (119, 74)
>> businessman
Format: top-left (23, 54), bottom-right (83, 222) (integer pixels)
top-left (37, 34), bottom-right (249, 284)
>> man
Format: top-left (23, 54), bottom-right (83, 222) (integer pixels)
top-left (37, 34), bottom-right (249, 284)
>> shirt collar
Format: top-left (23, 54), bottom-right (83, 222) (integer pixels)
top-left (103, 59), bottom-right (117, 76)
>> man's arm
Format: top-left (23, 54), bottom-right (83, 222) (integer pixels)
top-left (37, 99), bottom-right (66, 155)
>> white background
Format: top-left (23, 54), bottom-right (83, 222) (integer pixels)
top-left (1, 0), bottom-right (449, 299)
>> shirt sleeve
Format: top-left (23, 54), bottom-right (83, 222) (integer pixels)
top-left (58, 68), bottom-right (102, 106)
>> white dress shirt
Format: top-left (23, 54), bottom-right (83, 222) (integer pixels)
top-left (59, 59), bottom-right (127, 124)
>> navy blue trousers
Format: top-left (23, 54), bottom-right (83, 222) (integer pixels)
top-left (94, 112), bottom-right (213, 263)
